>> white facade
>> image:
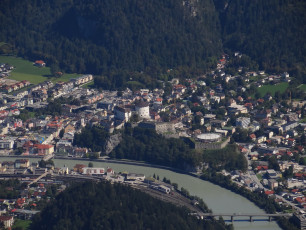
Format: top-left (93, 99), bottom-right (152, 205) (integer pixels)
top-left (82, 167), bottom-right (105, 175)
top-left (0, 139), bottom-right (14, 149)
top-left (135, 103), bottom-right (150, 119)
top-left (114, 106), bottom-right (131, 121)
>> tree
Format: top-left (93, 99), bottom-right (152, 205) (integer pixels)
top-left (88, 162), bottom-right (93, 168)
top-left (59, 129), bottom-right (64, 139)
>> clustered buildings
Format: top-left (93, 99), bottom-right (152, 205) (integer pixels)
top-left (0, 53), bottom-right (305, 228)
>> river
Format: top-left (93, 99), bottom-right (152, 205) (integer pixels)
top-left (0, 157), bottom-right (280, 230)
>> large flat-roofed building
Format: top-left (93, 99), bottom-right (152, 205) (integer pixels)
top-left (196, 133), bottom-right (222, 143)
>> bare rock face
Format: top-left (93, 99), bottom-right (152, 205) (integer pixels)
top-left (104, 133), bottom-right (122, 154)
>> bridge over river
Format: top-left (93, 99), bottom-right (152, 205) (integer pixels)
top-left (200, 213), bottom-right (293, 222)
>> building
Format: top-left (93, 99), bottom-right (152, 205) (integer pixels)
top-left (82, 167), bottom-right (105, 175)
top-left (34, 144), bottom-right (54, 155)
top-left (15, 159), bottom-right (30, 168)
top-left (0, 216), bottom-right (14, 229)
top-left (126, 173), bottom-right (145, 181)
top-left (114, 106), bottom-right (132, 121)
top-left (0, 139), bottom-right (14, 149)
top-left (135, 101), bottom-right (150, 119)
top-left (236, 117), bottom-right (250, 129)
top-left (34, 60), bottom-right (45, 67)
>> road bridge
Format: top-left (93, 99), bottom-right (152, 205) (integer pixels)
top-left (200, 213), bottom-right (292, 222)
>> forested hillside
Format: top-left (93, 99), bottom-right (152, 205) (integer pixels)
top-left (0, 0), bottom-right (221, 75)
top-left (215, 0), bottom-right (306, 82)
top-left (30, 181), bottom-right (230, 230)
top-left (0, 0), bottom-right (305, 83)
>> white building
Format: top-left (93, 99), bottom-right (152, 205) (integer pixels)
top-left (0, 139), bottom-right (14, 149)
top-left (82, 167), bottom-right (105, 175)
top-left (135, 101), bottom-right (150, 119)
top-left (114, 106), bottom-right (132, 121)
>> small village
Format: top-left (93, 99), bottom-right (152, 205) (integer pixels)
top-left (0, 52), bottom-right (305, 228)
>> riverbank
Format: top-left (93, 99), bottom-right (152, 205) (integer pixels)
top-left (55, 157), bottom-right (297, 229)
top-left (0, 156), bottom-right (281, 230)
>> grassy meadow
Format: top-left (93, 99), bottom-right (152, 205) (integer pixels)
top-left (0, 55), bottom-right (80, 84)
top-left (257, 82), bottom-right (289, 97)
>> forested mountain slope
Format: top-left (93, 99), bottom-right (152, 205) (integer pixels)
top-left (0, 0), bottom-right (305, 82)
top-left (215, 0), bottom-right (306, 82)
top-left (0, 0), bottom-right (222, 75)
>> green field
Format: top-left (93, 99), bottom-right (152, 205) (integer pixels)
top-left (257, 82), bottom-right (289, 97)
top-left (298, 84), bottom-right (306, 92)
top-left (0, 55), bottom-right (80, 84)
top-left (13, 219), bottom-right (31, 230)
top-left (81, 80), bottom-right (94, 89)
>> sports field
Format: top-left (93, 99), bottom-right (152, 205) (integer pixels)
top-left (257, 82), bottom-right (289, 97)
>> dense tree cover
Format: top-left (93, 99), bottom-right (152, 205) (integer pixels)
top-left (216, 0), bottom-right (306, 82)
top-left (202, 144), bottom-right (247, 172)
top-left (30, 181), bottom-right (230, 230)
top-left (1, 0), bottom-right (304, 87)
top-left (111, 127), bottom-right (202, 170)
top-left (0, 0), bottom-right (221, 78)
top-left (73, 125), bottom-right (109, 152)
top-left (0, 179), bottom-right (25, 199)
top-left (75, 126), bottom-right (246, 172)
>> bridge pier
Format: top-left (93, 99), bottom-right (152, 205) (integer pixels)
top-left (231, 216), bottom-right (234, 222)
top-left (250, 216), bottom-right (253, 222)
top-left (269, 216), bottom-right (272, 222)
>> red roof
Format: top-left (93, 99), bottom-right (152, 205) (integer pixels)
top-left (34, 144), bottom-right (53, 149)
top-left (35, 60), bottom-right (45, 64)
top-left (265, 190), bottom-right (274, 195)
top-left (0, 216), bottom-right (13, 221)
top-left (257, 98), bottom-right (264, 103)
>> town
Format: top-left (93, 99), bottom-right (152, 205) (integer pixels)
top-left (0, 52), bottom-right (305, 229)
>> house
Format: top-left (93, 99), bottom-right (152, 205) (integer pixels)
top-left (0, 216), bottom-right (14, 229)
top-left (73, 164), bottom-right (86, 173)
top-left (0, 139), bottom-right (14, 149)
top-left (249, 134), bottom-right (256, 141)
top-left (83, 167), bottom-right (105, 175)
top-left (64, 124), bottom-right (75, 133)
top-left (14, 159), bottom-right (30, 168)
top-left (34, 60), bottom-right (45, 67)
top-left (34, 144), bottom-right (54, 155)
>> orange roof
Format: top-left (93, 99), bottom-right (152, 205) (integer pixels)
top-left (34, 144), bottom-right (53, 149)
top-left (265, 190), bottom-right (274, 195)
